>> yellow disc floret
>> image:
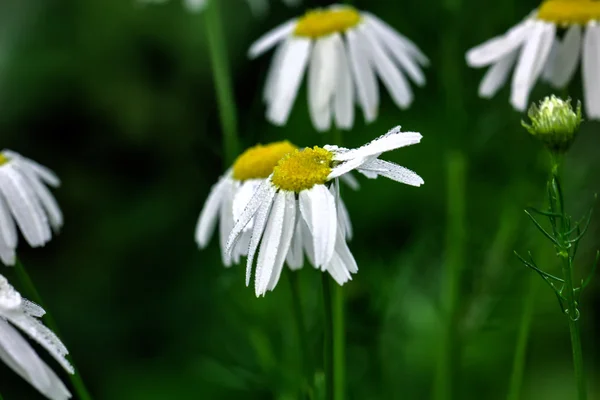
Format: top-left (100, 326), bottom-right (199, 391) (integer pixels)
top-left (232, 141), bottom-right (298, 181)
top-left (0, 154), bottom-right (8, 166)
top-left (271, 146), bottom-right (333, 193)
top-left (538, 0), bottom-right (600, 25)
top-left (294, 7), bottom-right (361, 38)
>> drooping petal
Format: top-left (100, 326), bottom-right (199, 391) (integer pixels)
top-left (243, 186), bottom-right (276, 285)
top-left (286, 213), bottom-right (304, 270)
top-left (308, 36), bottom-right (337, 132)
top-left (255, 192), bottom-right (286, 296)
top-left (263, 39), bottom-right (290, 104)
top-left (266, 191), bottom-right (297, 292)
top-left (333, 34), bottom-right (355, 129)
top-left (299, 185), bottom-right (337, 268)
top-left (331, 126), bottom-right (422, 162)
top-left (334, 227), bottom-right (358, 274)
top-left (548, 24), bottom-right (581, 89)
top-left (339, 172), bottom-right (359, 191)
top-left (363, 13), bottom-right (429, 66)
top-left (478, 51), bottom-right (518, 98)
top-left (218, 180), bottom-right (236, 267)
top-left (248, 19), bottom-right (297, 59)
top-left (325, 253), bottom-right (352, 285)
top-left (360, 24), bottom-right (412, 109)
top-left (0, 194), bottom-right (17, 249)
top-left (358, 159), bottom-right (424, 186)
top-left (583, 22), bottom-right (600, 119)
top-left (267, 38), bottom-right (312, 126)
top-left (3, 153), bottom-right (61, 188)
top-left (510, 21), bottom-right (555, 111)
top-left (330, 180), bottom-right (353, 240)
top-left (347, 27), bottom-right (379, 123)
top-left (18, 168), bottom-right (63, 231)
top-left (194, 173), bottom-right (229, 248)
top-left (466, 20), bottom-right (531, 67)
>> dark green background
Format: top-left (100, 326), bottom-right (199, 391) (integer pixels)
top-left (0, 0), bottom-right (598, 398)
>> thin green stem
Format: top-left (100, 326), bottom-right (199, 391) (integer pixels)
top-left (321, 275), bottom-right (334, 400)
top-left (332, 284), bottom-right (345, 400)
top-left (288, 271), bottom-right (310, 391)
top-left (204, 0), bottom-right (240, 166)
top-left (14, 259), bottom-right (93, 400)
top-left (434, 151), bottom-right (466, 400)
top-left (506, 273), bottom-right (538, 400)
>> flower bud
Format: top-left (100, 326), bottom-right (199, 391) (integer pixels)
top-left (522, 95), bottom-right (582, 154)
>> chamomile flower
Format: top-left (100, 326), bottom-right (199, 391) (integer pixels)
top-left (195, 141), bottom-right (298, 266)
top-left (0, 151), bottom-right (63, 266)
top-left (466, 0), bottom-right (600, 118)
top-left (248, 5), bottom-right (429, 131)
top-left (226, 126), bottom-right (424, 297)
top-left (0, 274), bottom-right (73, 400)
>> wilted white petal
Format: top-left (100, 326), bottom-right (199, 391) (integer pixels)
top-left (243, 185), bottom-right (276, 285)
top-left (194, 173), bottom-right (229, 248)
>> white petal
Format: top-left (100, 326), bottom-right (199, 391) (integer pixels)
top-left (267, 191), bottom-right (297, 291)
top-left (308, 36), bottom-right (336, 132)
top-left (363, 13), bottom-right (429, 66)
top-left (300, 217), bottom-right (317, 268)
top-left (0, 194), bottom-right (17, 248)
top-left (331, 180), bottom-right (353, 240)
top-left (549, 24), bottom-right (581, 88)
top-left (263, 39), bottom-right (290, 104)
top-left (267, 38), bottom-right (312, 126)
top-left (478, 50), bottom-right (518, 98)
top-left (510, 22), bottom-right (556, 111)
top-left (3, 153), bottom-right (61, 188)
top-left (218, 180), bottom-right (236, 266)
top-left (0, 235), bottom-right (15, 265)
top-left (325, 253), bottom-right (352, 285)
top-left (232, 179), bottom-right (262, 229)
top-left (361, 24), bottom-right (412, 109)
top-left (466, 20), bottom-right (531, 67)
top-left (0, 166), bottom-right (50, 247)
top-left (254, 192), bottom-right (286, 296)
top-left (19, 169), bottom-right (63, 231)
top-left (248, 19), bottom-right (297, 59)
top-left (541, 39), bottom-right (559, 82)
top-left (347, 27), bottom-right (379, 123)
top-left (244, 186), bottom-right (276, 285)
top-left (184, 0), bottom-right (207, 12)
top-left (339, 172), bottom-right (359, 191)
top-left (583, 22), bottom-right (600, 119)
top-left (364, 20), bottom-right (425, 86)
top-left (299, 185), bottom-right (337, 267)
top-left (333, 33), bottom-right (355, 129)
top-left (194, 174), bottom-right (229, 248)
top-left (226, 180), bottom-right (274, 261)
top-left (358, 159), bottom-right (424, 186)
top-left (332, 126), bottom-right (422, 162)
top-left (334, 227), bottom-right (358, 274)
top-left (286, 213), bottom-right (304, 270)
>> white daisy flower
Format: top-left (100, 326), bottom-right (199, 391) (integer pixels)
top-left (138, 0), bottom-right (299, 15)
top-left (466, 0), bottom-right (600, 118)
top-left (0, 150), bottom-right (63, 266)
top-left (226, 126), bottom-right (424, 297)
top-left (195, 141), bottom-right (298, 266)
top-left (0, 274), bottom-right (73, 400)
top-left (248, 5), bottom-right (429, 132)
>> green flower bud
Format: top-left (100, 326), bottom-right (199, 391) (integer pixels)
top-left (522, 95), bottom-right (582, 154)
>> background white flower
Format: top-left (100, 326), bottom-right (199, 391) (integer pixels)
top-left (0, 150), bottom-right (62, 266)
top-left (138, 0), bottom-right (299, 15)
top-left (226, 126), bottom-right (424, 296)
top-left (0, 274), bottom-right (73, 400)
top-left (249, 5), bottom-right (429, 131)
top-left (466, 1), bottom-right (600, 118)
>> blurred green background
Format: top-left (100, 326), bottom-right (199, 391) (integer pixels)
top-left (0, 0), bottom-right (599, 399)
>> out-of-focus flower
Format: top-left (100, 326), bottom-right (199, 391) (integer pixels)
top-left (466, 0), bottom-right (600, 118)
top-left (226, 126), bottom-right (424, 297)
top-left (0, 151), bottom-right (62, 266)
top-left (248, 5), bottom-right (429, 131)
top-left (0, 274), bottom-right (73, 400)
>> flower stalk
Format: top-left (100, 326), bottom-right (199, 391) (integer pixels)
top-left (204, 0), bottom-right (240, 166)
top-left (15, 259), bottom-right (93, 400)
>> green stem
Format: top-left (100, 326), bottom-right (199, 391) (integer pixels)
top-left (204, 0), bottom-right (240, 166)
top-left (548, 170), bottom-right (587, 400)
top-left (434, 151), bottom-right (467, 400)
top-left (288, 271), bottom-right (310, 392)
top-left (506, 273), bottom-right (538, 400)
top-left (332, 284), bottom-right (345, 400)
top-left (321, 275), bottom-right (334, 400)
top-left (14, 259), bottom-right (93, 400)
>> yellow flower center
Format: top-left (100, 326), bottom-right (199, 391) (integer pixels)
top-left (271, 147), bottom-right (333, 193)
top-left (232, 141), bottom-right (297, 181)
top-left (294, 7), bottom-right (361, 38)
top-left (537, 0), bottom-right (600, 25)
top-left (0, 154), bottom-right (8, 166)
